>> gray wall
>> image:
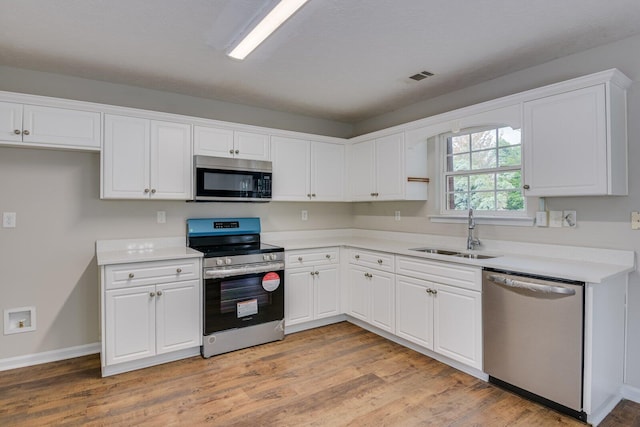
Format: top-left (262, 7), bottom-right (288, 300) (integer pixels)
top-left (352, 34), bottom-right (640, 388)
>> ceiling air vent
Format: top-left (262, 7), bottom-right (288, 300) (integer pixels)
top-left (409, 70), bottom-right (435, 81)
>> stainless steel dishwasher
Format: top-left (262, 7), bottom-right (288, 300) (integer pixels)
top-left (482, 269), bottom-right (586, 421)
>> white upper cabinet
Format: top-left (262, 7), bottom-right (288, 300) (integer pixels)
top-left (194, 125), bottom-right (269, 161)
top-left (522, 70), bottom-right (630, 196)
top-left (349, 132), bottom-right (426, 201)
top-left (271, 136), bottom-right (345, 201)
top-left (102, 115), bottom-right (191, 200)
top-left (0, 101), bottom-right (101, 150)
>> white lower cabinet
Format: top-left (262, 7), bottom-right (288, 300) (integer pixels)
top-left (347, 249), bottom-right (395, 333)
top-left (101, 258), bottom-right (201, 375)
top-left (285, 248), bottom-right (341, 326)
top-left (395, 256), bottom-right (482, 370)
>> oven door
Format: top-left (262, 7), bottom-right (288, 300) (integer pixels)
top-left (204, 269), bottom-right (284, 335)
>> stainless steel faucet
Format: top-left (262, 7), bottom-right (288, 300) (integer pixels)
top-left (467, 208), bottom-right (481, 250)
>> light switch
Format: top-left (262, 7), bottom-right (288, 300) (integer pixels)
top-left (301, 210), bottom-right (308, 221)
top-left (2, 212), bottom-right (16, 228)
top-left (157, 211), bottom-right (166, 224)
top-left (549, 211), bottom-right (563, 228)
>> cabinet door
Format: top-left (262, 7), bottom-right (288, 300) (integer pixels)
top-left (285, 268), bottom-right (314, 325)
top-left (193, 126), bottom-right (234, 157)
top-left (370, 269), bottom-right (395, 333)
top-left (271, 136), bottom-right (310, 201)
top-left (0, 101), bottom-right (22, 142)
top-left (22, 105), bottom-right (101, 149)
top-left (311, 141), bottom-right (345, 201)
top-left (396, 276), bottom-right (433, 350)
top-left (105, 285), bottom-right (156, 365)
top-left (235, 131), bottom-right (270, 160)
top-left (156, 280), bottom-right (200, 354)
top-left (523, 85), bottom-right (607, 196)
top-left (433, 283), bottom-right (482, 369)
top-left (375, 133), bottom-right (404, 200)
top-left (314, 264), bottom-right (340, 319)
top-left (150, 120), bottom-right (192, 199)
top-left (348, 140), bottom-right (375, 200)
top-left (347, 265), bottom-right (370, 321)
top-left (103, 115), bottom-right (150, 199)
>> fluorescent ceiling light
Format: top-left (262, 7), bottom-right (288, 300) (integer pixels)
top-left (228, 0), bottom-right (309, 60)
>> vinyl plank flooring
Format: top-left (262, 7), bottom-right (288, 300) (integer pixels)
top-left (0, 322), bottom-right (637, 426)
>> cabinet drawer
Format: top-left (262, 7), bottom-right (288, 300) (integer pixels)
top-left (349, 249), bottom-right (394, 272)
top-left (105, 259), bottom-right (199, 290)
top-left (396, 256), bottom-right (480, 291)
top-left (286, 247), bottom-right (340, 268)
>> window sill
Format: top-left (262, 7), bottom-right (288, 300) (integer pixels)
top-left (429, 214), bottom-right (534, 227)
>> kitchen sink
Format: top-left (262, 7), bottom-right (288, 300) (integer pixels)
top-left (409, 247), bottom-right (498, 259)
top-left (409, 248), bottom-right (460, 256)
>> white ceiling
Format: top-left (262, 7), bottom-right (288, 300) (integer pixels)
top-left (1, 0), bottom-right (639, 123)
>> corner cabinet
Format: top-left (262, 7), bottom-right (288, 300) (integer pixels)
top-left (271, 136), bottom-right (345, 201)
top-left (101, 257), bottom-right (201, 376)
top-left (193, 125), bottom-right (270, 161)
top-left (348, 132), bottom-right (428, 201)
top-left (102, 115), bottom-right (192, 199)
top-left (0, 101), bottom-right (101, 150)
top-left (522, 70), bottom-right (631, 196)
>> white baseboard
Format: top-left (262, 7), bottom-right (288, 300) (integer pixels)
top-left (622, 384), bottom-right (640, 404)
top-left (0, 342), bottom-right (100, 372)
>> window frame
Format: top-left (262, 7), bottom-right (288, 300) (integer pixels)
top-left (438, 125), bottom-right (530, 219)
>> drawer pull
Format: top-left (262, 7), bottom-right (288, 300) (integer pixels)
top-left (23, 130), bottom-right (30, 136)
top-left (377, 259), bottom-right (383, 264)
top-left (157, 290), bottom-right (163, 296)
top-left (325, 254), bottom-right (331, 259)
top-left (176, 268), bottom-right (182, 273)
top-left (355, 254), bottom-right (360, 260)
top-left (298, 256), bottom-right (303, 262)
top-left (128, 273), bottom-right (135, 279)
top-left (150, 291), bottom-right (156, 297)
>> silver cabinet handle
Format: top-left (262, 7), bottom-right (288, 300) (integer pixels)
top-left (355, 254), bottom-right (360, 259)
top-left (364, 272), bottom-right (372, 278)
top-left (235, 150), bottom-right (239, 154)
top-left (176, 268), bottom-right (182, 273)
top-left (487, 274), bottom-right (576, 296)
top-left (128, 273), bottom-right (135, 279)
top-left (311, 193), bottom-right (316, 197)
top-left (425, 288), bottom-right (437, 295)
top-left (298, 256), bottom-right (303, 262)
top-left (310, 271), bottom-right (315, 276)
top-left (157, 290), bottom-right (163, 296)
top-left (151, 189), bottom-right (156, 194)
top-left (150, 291), bottom-right (156, 297)
top-left (314, 271), bottom-right (319, 276)
top-left (325, 254), bottom-right (331, 259)
top-left (229, 149), bottom-right (234, 154)
top-left (307, 194), bottom-right (311, 198)
top-left (377, 259), bottom-right (383, 264)
top-left (23, 130), bottom-right (30, 136)
top-left (144, 188), bottom-right (150, 193)
top-left (14, 129), bottom-right (21, 135)
top-left (370, 193), bottom-right (375, 197)
top-left (523, 184), bottom-right (530, 190)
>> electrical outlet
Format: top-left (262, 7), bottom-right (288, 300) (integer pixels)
top-left (549, 211), bottom-right (563, 228)
top-left (157, 211), bottom-right (166, 224)
top-left (2, 212), bottom-right (16, 228)
top-left (562, 211), bottom-right (577, 228)
top-left (535, 211), bottom-right (548, 227)
top-left (395, 211), bottom-right (401, 221)
top-left (301, 210), bottom-right (308, 221)
top-left (632, 212), bottom-right (640, 230)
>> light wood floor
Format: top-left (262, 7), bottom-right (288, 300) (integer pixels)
top-left (0, 322), bottom-right (638, 426)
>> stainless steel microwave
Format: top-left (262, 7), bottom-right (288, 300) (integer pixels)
top-left (192, 156), bottom-right (272, 202)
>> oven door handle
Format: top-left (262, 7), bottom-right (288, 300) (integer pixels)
top-left (487, 274), bottom-right (576, 296)
top-left (205, 261), bottom-right (285, 279)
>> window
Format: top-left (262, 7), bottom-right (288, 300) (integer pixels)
top-left (442, 126), bottom-right (524, 215)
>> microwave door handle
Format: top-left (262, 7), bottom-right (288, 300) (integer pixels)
top-left (487, 274), bottom-right (576, 296)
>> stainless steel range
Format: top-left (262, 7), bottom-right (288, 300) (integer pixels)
top-left (187, 217), bottom-right (285, 358)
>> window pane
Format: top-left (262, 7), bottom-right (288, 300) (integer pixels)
top-left (447, 175), bottom-right (468, 192)
top-left (498, 146), bottom-right (521, 167)
top-left (448, 135), bottom-right (469, 154)
top-left (470, 191), bottom-right (495, 210)
top-left (498, 127), bottom-right (521, 146)
top-left (471, 149), bottom-right (497, 170)
top-left (471, 130), bottom-right (496, 151)
top-left (448, 192), bottom-right (468, 210)
top-left (496, 171), bottom-right (521, 190)
top-left (497, 190), bottom-right (525, 211)
top-left (449, 153), bottom-right (470, 171)
top-left (470, 173), bottom-right (494, 191)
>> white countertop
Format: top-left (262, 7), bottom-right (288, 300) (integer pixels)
top-left (96, 237), bottom-right (202, 266)
top-left (262, 230), bottom-right (635, 284)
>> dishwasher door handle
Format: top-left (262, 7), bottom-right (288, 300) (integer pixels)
top-left (487, 274), bottom-right (576, 296)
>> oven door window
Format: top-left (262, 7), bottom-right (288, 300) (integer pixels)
top-left (196, 168), bottom-right (271, 199)
top-left (204, 270), bottom-right (284, 334)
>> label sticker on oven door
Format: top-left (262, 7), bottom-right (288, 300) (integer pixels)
top-left (237, 299), bottom-right (258, 318)
top-left (262, 272), bottom-right (281, 292)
